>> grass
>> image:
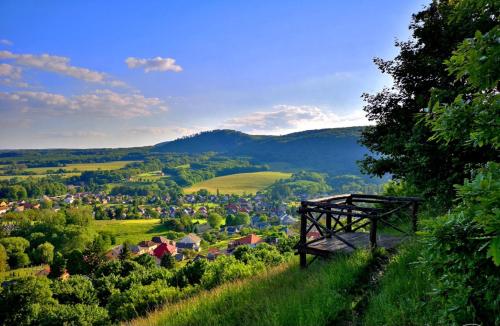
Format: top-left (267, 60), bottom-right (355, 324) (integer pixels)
top-left (0, 265), bottom-right (48, 281)
top-left (363, 241), bottom-right (436, 325)
top-left (24, 160), bottom-right (139, 174)
top-left (0, 161), bottom-right (139, 180)
top-left (92, 219), bottom-right (175, 245)
top-left (0, 173), bottom-right (81, 180)
top-left (184, 171), bottom-right (292, 195)
top-left (130, 251), bottom-right (374, 326)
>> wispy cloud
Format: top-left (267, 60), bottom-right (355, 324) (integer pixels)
top-left (128, 126), bottom-right (203, 138)
top-left (0, 39), bottom-right (13, 46)
top-left (125, 56), bottom-right (182, 73)
top-left (40, 131), bottom-right (108, 138)
top-left (0, 63), bottom-right (28, 87)
top-left (0, 89), bottom-right (168, 118)
top-left (0, 50), bottom-right (126, 87)
top-left (222, 105), bottom-right (370, 134)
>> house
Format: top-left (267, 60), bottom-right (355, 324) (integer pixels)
top-left (152, 236), bottom-right (175, 246)
top-left (153, 243), bottom-right (177, 261)
top-left (106, 245), bottom-right (124, 260)
top-left (14, 205), bottom-right (24, 212)
top-left (222, 225), bottom-right (240, 235)
top-left (228, 234), bottom-right (262, 250)
top-left (207, 247), bottom-right (226, 261)
top-left (175, 253), bottom-right (185, 261)
top-left (0, 207), bottom-right (8, 215)
top-left (251, 215), bottom-right (262, 227)
top-left (176, 233), bottom-right (202, 252)
top-left (64, 195), bottom-right (74, 204)
top-left (138, 240), bottom-right (158, 253)
top-left (279, 214), bottom-right (298, 225)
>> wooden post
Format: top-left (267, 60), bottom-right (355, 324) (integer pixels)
top-left (370, 217), bottom-right (378, 249)
top-left (346, 195), bottom-right (353, 232)
top-left (299, 203), bottom-right (307, 268)
top-left (411, 201), bottom-right (419, 233)
top-left (326, 211), bottom-right (332, 238)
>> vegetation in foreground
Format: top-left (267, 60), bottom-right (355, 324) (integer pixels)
top-left (183, 171), bottom-right (292, 195)
top-left (131, 251), bottom-right (375, 326)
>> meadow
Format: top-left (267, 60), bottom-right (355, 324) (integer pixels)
top-left (0, 160), bottom-right (139, 180)
top-left (24, 160), bottom-right (139, 174)
top-left (131, 251), bottom-right (375, 326)
top-left (92, 219), bottom-right (174, 245)
top-left (184, 171), bottom-right (292, 195)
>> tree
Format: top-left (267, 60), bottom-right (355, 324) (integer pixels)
top-left (10, 252), bottom-right (30, 268)
top-left (207, 212), bottom-right (224, 229)
top-left (119, 242), bottom-right (132, 261)
top-left (49, 252), bottom-right (67, 278)
top-left (51, 275), bottom-right (98, 305)
top-left (234, 212), bottom-right (250, 226)
top-left (0, 244), bottom-right (7, 273)
top-left (0, 276), bottom-right (56, 325)
top-left (160, 253), bottom-right (176, 269)
top-left (358, 0), bottom-right (498, 206)
top-left (34, 242), bottom-right (55, 264)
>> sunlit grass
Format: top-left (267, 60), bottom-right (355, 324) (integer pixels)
top-left (129, 251), bottom-right (374, 326)
top-left (92, 219), bottom-right (175, 245)
top-left (184, 171), bottom-right (292, 195)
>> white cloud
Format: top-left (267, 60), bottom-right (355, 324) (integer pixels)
top-left (222, 105), bottom-right (370, 134)
top-left (129, 126), bottom-right (204, 138)
top-left (0, 50), bottom-right (126, 86)
top-left (125, 56), bottom-right (182, 73)
top-left (0, 89), bottom-right (168, 118)
top-left (0, 39), bottom-right (13, 46)
top-left (0, 63), bottom-right (28, 87)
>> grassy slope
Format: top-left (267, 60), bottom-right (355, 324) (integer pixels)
top-left (131, 251), bottom-right (374, 326)
top-left (184, 171), bottom-right (292, 195)
top-left (363, 241), bottom-right (435, 325)
top-left (92, 219), bottom-right (174, 245)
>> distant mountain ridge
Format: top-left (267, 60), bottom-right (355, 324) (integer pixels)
top-left (153, 127), bottom-right (369, 175)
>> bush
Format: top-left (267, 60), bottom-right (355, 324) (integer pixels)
top-left (51, 275), bottom-right (99, 305)
top-left (201, 255), bottom-right (255, 290)
top-left (39, 303), bottom-right (111, 326)
top-left (422, 163), bottom-right (500, 325)
top-left (0, 276), bottom-right (56, 325)
top-left (106, 280), bottom-right (181, 321)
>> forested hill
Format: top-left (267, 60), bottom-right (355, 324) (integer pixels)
top-left (153, 127), bottom-right (369, 175)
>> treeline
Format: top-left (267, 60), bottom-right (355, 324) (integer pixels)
top-left (0, 178), bottom-right (67, 201)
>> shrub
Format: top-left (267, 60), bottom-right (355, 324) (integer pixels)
top-left (422, 163), bottom-right (500, 325)
top-left (0, 276), bottom-right (56, 325)
top-left (51, 275), bottom-right (99, 305)
top-left (39, 303), bottom-right (111, 326)
top-left (106, 280), bottom-right (181, 321)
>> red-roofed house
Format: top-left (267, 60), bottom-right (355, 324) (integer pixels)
top-left (153, 243), bottom-right (177, 262)
top-left (228, 234), bottom-right (262, 250)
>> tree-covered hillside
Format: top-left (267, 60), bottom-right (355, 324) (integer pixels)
top-left (153, 127), bottom-right (368, 175)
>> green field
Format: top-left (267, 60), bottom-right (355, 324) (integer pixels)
top-left (0, 161), bottom-right (139, 181)
top-left (24, 160), bottom-right (139, 174)
top-left (92, 219), bottom-right (176, 245)
top-left (0, 265), bottom-right (48, 281)
top-left (184, 171), bottom-right (292, 195)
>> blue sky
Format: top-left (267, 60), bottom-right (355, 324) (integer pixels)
top-left (0, 0), bottom-right (428, 148)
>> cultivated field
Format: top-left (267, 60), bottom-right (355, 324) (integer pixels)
top-left (184, 171), bottom-right (292, 195)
